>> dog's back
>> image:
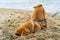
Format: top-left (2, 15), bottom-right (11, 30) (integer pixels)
top-left (31, 4), bottom-right (47, 29)
top-left (32, 4), bottom-right (46, 21)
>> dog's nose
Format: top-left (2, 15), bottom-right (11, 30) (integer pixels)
top-left (15, 33), bottom-right (20, 36)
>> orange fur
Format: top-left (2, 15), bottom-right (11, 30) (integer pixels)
top-left (31, 4), bottom-right (47, 29)
top-left (15, 20), bottom-right (41, 36)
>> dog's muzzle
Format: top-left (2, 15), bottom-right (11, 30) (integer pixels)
top-left (15, 33), bottom-right (20, 36)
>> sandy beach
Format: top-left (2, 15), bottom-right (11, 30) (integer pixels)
top-left (0, 8), bottom-right (60, 40)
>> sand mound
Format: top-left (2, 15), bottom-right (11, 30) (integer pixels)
top-left (0, 8), bottom-right (60, 40)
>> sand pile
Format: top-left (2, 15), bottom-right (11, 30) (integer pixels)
top-left (0, 8), bottom-right (60, 40)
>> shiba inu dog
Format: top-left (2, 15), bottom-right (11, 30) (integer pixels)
top-left (31, 3), bottom-right (47, 29)
top-left (15, 20), bottom-right (41, 36)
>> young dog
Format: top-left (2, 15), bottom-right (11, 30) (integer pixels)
top-left (31, 3), bottom-right (47, 29)
top-left (15, 20), bottom-right (41, 36)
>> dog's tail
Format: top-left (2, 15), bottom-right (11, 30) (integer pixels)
top-left (51, 11), bottom-right (60, 17)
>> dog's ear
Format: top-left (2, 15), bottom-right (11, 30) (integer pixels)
top-left (21, 28), bottom-right (30, 36)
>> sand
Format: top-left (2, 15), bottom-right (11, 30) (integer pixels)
top-left (0, 8), bottom-right (60, 40)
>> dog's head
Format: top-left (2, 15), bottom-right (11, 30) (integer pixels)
top-left (33, 3), bottom-right (42, 8)
top-left (33, 3), bottom-right (43, 13)
top-left (15, 26), bottom-right (30, 36)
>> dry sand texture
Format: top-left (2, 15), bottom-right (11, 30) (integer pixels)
top-left (0, 8), bottom-right (60, 40)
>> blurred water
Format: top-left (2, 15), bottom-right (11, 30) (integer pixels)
top-left (0, 0), bottom-right (60, 13)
